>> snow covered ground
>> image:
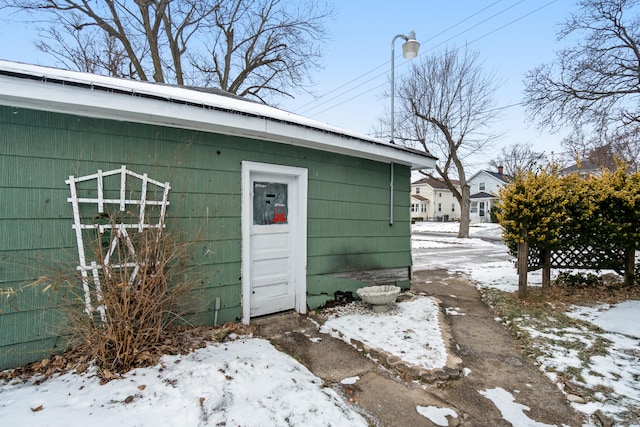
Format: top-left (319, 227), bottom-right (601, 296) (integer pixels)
top-left (412, 221), bottom-right (640, 426)
top-left (0, 338), bottom-right (369, 426)
top-left (0, 221), bottom-right (638, 426)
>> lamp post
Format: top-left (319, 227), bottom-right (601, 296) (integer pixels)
top-left (390, 30), bottom-right (420, 144)
top-left (389, 30), bottom-right (419, 226)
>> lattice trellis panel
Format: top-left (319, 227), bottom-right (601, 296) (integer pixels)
top-left (527, 242), bottom-right (625, 273)
top-left (66, 166), bottom-right (171, 319)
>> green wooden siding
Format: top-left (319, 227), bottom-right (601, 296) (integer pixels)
top-left (0, 105), bottom-right (413, 369)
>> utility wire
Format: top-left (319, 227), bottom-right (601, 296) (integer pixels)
top-left (298, 1), bottom-right (523, 115)
top-left (305, 1), bottom-right (557, 118)
top-left (295, 0), bottom-right (508, 113)
top-left (299, 0), bottom-right (534, 116)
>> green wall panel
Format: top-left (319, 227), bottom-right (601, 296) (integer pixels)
top-left (307, 252), bottom-right (412, 277)
top-left (0, 338), bottom-right (63, 371)
top-left (0, 307), bottom-right (69, 346)
top-left (308, 236), bottom-right (409, 257)
top-left (0, 187), bottom-right (70, 219)
top-left (0, 280), bottom-right (79, 314)
top-left (0, 219), bottom-right (76, 251)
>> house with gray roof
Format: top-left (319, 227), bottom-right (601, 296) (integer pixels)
top-left (467, 166), bottom-right (511, 223)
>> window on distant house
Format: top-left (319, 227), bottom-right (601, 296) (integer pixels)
top-left (479, 201), bottom-right (486, 217)
top-left (452, 203), bottom-right (455, 212)
top-left (438, 203), bottom-right (442, 212)
top-left (411, 204), bottom-right (416, 212)
top-left (421, 203), bottom-right (427, 212)
top-left (439, 192), bottom-right (442, 197)
top-left (415, 187), bottom-right (420, 194)
top-left (471, 201), bottom-right (477, 213)
top-left (479, 182), bottom-right (486, 191)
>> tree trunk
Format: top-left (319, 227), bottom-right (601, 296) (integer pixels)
top-left (457, 184), bottom-right (471, 238)
top-left (624, 246), bottom-right (636, 287)
top-left (542, 249), bottom-right (551, 289)
top-left (517, 231), bottom-right (528, 300)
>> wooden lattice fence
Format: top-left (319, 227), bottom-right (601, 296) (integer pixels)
top-left (527, 242), bottom-right (627, 273)
top-left (517, 230), bottom-right (635, 298)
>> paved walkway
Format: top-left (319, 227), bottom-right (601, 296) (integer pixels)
top-left (254, 269), bottom-right (584, 426)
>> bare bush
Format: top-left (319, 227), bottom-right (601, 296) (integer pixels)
top-left (57, 217), bottom-right (199, 377)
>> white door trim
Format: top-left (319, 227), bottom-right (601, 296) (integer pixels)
top-left (241, 161), bottom-right (308, 324)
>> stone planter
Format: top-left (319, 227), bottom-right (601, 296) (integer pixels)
top-left (356, 285), bottom-right (401, 313)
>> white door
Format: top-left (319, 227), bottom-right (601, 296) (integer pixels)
top-left (241, 162), bottom-right (307, 323)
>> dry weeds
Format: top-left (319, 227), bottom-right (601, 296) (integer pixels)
top-left (0, 323), bottom-right (254, 385)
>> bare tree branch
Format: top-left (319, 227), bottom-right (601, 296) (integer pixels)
top-left (4, 0), bottom-right (333, 103)
top-left (395, 46), bottom-right (502, 238)
top-left (524, 0), bottom-right (640, 170)
top-left (488, 142), bottom-right (546, 176)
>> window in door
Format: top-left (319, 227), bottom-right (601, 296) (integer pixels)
top-left (253, 182), bottom-right (288, 225)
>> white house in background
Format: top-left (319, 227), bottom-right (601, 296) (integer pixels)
top-left (410, 175), bottom-right (461, 221)
top-left (467, 166), bottom-right (511, 223)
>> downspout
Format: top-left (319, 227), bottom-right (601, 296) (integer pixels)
top-left (214, 296), bottom-right (221, 325)
top-left (389, 162), bottom-right (394, 226)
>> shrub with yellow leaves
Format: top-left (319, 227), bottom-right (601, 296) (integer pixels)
top-left (496, 161), bottom-right (639, 288)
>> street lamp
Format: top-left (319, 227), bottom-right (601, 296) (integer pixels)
top-left (389, 30), bottom-right (419, 226)
top-left (390, 30), bottom-right (419, 143)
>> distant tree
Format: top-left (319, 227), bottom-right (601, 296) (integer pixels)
top-left (488, 142), bottom-right (546, 176)
top-left (395, 46), bottom-right (502, 238)
top-left (607, 127), bottom-right (640, 171)
top-left (524, 0), bottom-right (640, 168)
top-left (3, 0), bottom-right (333, 104)
top-left (561, 127), bottom-right (640, 172)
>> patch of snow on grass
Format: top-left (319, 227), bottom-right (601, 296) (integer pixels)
top-left (590, 300), bottom-right (640, 338)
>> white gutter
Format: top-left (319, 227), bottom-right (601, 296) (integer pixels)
top-left (0, 60), bottom-right (436, 170)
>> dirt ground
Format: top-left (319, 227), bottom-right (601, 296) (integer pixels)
top-left (254, 269), bottom-right (586, 427)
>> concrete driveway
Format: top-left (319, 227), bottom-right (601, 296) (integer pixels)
top-left (255, 228), bottom-right (585, 426)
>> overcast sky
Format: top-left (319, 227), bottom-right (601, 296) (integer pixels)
top-left (0, 0), bottom-right (578, 172)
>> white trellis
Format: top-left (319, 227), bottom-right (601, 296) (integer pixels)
top-left (66, 166), bottom-right (171, 319)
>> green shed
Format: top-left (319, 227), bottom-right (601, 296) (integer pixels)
top-left (0, 60), bottom-right (436, 370)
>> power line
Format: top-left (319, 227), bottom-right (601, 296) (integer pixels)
top-left (465, 0), bottom-right (558, 46)
top-left (300, 0), bottom-right (558, 119)
top-left (425, 0), bottom-right (528, 53)
top-left (295, 0), bottom-right (508, 113)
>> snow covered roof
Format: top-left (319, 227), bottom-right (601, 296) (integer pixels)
top-left (412, 175), bottom-right (459, 189)
top-left (0, 60), bottom-right (436, 170)
top-left (468, 169), bottom-right (512, 184)
top-left (470, 191), bottom-right (496, 199)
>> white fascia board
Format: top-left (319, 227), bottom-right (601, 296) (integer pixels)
top-left (0, 63), bottom-right (436, 170)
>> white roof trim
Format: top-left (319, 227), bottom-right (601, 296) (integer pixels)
top-left (0, 60), bottom-right (436, 170)
top-left (468, 170), bottom-right (510, 184)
